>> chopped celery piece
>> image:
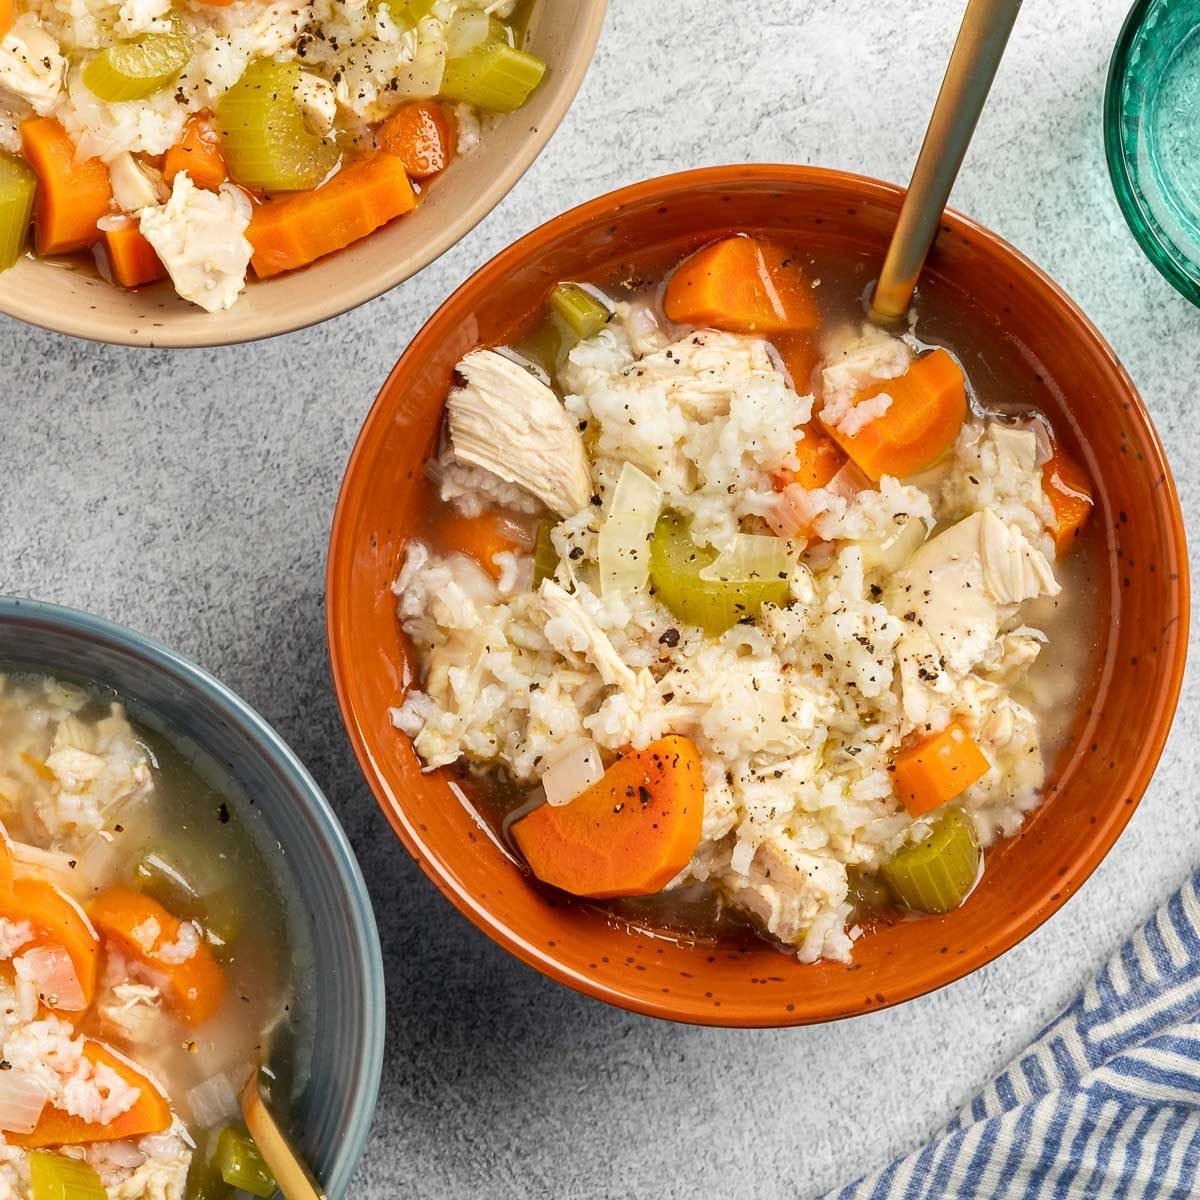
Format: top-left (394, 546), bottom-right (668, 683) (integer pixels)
top-left (186, 1127), bottom-right (233, 1200)
top-left (549, 282), bottom-right (611, 339)
top-left (0, 152), bottom-right (36, 272)
top-left (216, 59), bottom-right (340, 192)
top-left (83, 32), bottom-right (191, 102)
top-left (532, 520), bottom-right (559, 587)
top-left (883, 807), bottom-right (981, 915)
top-left (217, 1126), bottom-right (276, 1199)
top-left (845, 866), bottom-right (894, 917)
top-left (30, 1152), bottom-right (106, 1200)
top-left (649, 511), bottom-right (790, 636)
top-left (517, 314), bottom-right (568, 380)
top-left (440, 42), bottom-right (546, 112)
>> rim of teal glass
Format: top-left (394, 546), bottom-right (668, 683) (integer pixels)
top-left (1104, 0), bottom-right (1200, 308)
top-left (0, 594), bottom-right (385, 1199)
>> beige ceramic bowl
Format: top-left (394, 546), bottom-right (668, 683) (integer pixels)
top-left (0, 0), bottom-right (606, 347)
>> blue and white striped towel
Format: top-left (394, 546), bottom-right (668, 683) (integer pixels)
top-left (830, 870), bottom-right (1200, 1198)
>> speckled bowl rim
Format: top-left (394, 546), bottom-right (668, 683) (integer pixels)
top-left (1104, 0), bottom-right (1200, 308)
top-left (328, 164), bottom-right (1190, 1027)
top-left (0, 0), bottom-right (608, 348)
top-left (0, 594), bottom-right (385, 1189)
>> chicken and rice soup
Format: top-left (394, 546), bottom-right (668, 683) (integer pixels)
top-left (0, 0), bottom-right (542, 309)
top-left (0, 672), bottom-right (304, 1199)
top-left (391, 235), bottom-right (1098, 964)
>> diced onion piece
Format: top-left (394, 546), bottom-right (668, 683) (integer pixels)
top-left (882, 807), bottom-right (981, 914)
top-left (20, 946), bottom-right (85, 1010)
top-left (0, 152), bottom-right (36, 272)
top-left (598, 462), bottom-right (662, 597)
top-left (0, 1070), bottom-right (51, 1134)
top-left (186, 1071), bottom-right (241, 1129)
top-left (445, 9), bottom-right (490, 56)
top-left (390, 30), bottom-right (446, 99)
top-left (855, 513), bottom-right (927, 573)
top-left (440, 43), bottom-right (546, 112)
top-left (541, 740), bottom-right (604, 807)
top-left (31, 1152), bottom-right (108, 1199)
top-left (548, 282), bottom-right (611, 339)
top-left (698, 533), bottom-right (793, 584)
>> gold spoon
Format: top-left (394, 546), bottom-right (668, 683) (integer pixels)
top-left (240, 1065), bottom-right (328, 1200)
top-left (872, 0), bottom-right (1025, 321)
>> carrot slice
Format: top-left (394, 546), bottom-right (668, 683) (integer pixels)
top-left (1043, 442), bottom-right (1093, 556)
top-left (0, 0), bottom-right (13, 40)
top-left (663, 236), bottom-right (819, 335)
top-left (163, 115), bottom-right (227, 192)
top-left (512, 735), bottom-right (705, 899)
top-left (772, 331), bottom-right (820, 394)
top-left (821, 348), bottom-right (967, 481)
top-left (19, 118), bottom-right (112, 256)
top-left (2, 876), bottom-right (100, 1012)
top-left (8, 1041), bottom-right (172, 1148)
top-left (776, 424), bottom-right (845, 491)
top-left (102, 219), bottom-right (165, 288)
top-left (376, 101), bottom-right (453, 179)
top-left (436, 510), bottom-right (524, 580)
top-left (89, 887), bottom-right (224, 1026)
top-left (892, 721), bottom-right (990, 817)
top-left (247, 152), bottom-right (417, 279)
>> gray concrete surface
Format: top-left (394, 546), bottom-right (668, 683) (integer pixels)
top-left (4, 1), bottom-right (1198, 1196)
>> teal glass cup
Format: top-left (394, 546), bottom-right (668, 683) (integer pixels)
top-left (1106, 0), bottom-right (1200, 306)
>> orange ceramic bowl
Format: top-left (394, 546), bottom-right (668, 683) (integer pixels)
top-left (327, 165), bottom-right (1189, 1027)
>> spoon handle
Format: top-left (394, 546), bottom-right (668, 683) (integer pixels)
top-left (872, 0), bottom-right (1024, 320)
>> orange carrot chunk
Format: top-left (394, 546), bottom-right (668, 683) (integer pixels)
top-left (89, 887), bottom-right (224, 1026)
top-left (376, 101), bottom-right (453, 179)
top-left (664, 236), bottom-right (819, 334)
top-left (436, 510), bottom-right (524, 580)
top-left (8, 1041), bottom-right (172, 1147)
top-left (102, 219), bottom-right (166, 288)
top-left (247, 152), bottom-right (417, 279)
top-left (0, 870), bottom-right (100, 1012)
top-left (820, 348), bottom-right (967, 482)
top-left (512, 735), bottom-right (705, 899)
top-left (0, 0), bottom-right (13, 40)
top-left (1043, 443), bottom-right (1093, 556)
top-left (772, 330), bottom-right (820, 394)
top-left (777, 424), bottom-right (846, 491)
top-left (893, 721), bottom-right (990, 817)
top-left (163, 115), bottom-right (227, 192)
top-left (19, 118), bottom-right (112, 256)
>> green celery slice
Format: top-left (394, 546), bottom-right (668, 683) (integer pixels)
top-left (0, 152), bottom-right (36, 272)
top-left (83, 32), bottom-right (191, 102)
top-left (439, 42), bottom-right (546, 112)
top-left (845, 866), bottom-right (894, 917)
top-left (648, 511), bottom-right (789, 636)
top-left (548, 282), bottom-right (611, 339)
top-left (216, 59), bottom-right (340, 192)
top-left (883, 806), bottom-right (981, 914)
top-left (217, 1126), bottom-right (276, 1199)
top-left (532, 520), bottom-right (559, 587)
top-left (30, 1152), bottom-right (107, 1200)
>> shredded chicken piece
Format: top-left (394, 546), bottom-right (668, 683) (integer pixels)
top-left (447, 349), bottom-right (592, 517)
top-left (537, 580), bottom-right (637, 690)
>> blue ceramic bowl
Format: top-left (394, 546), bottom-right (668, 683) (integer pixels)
top-left (0, 596), bottom-right (384, 1198)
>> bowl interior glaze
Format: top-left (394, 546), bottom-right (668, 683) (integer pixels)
top-left (328, 166), bottom-right (1188, 1027)
top-left (0, 0), bottom-right (606, 347)
top-left (0, 597), bottom-right (384, 1191)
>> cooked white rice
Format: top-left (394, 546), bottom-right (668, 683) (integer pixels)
top-left (393, 309), bottom-right (1064, 963)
